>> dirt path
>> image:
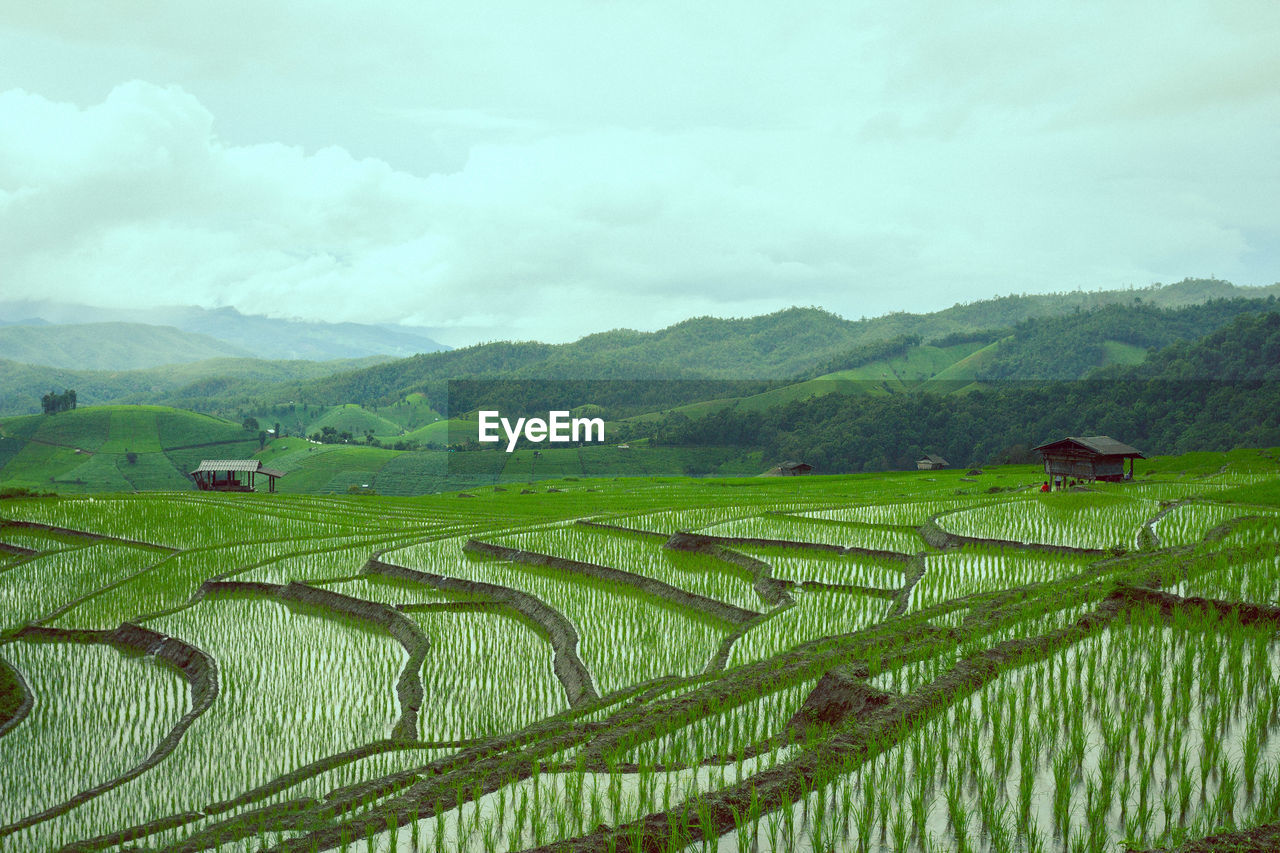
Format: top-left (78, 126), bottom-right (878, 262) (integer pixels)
top-left (662, 531), bottom-right (795, 607)
top-left (0, 518), bottom-right (179, 553)
top-left (922, 510), bottom-right (1112, 556)
top-left (887, 552), bottom-right (929, 617)
top-left (1141, 498), bottom-right (1191, 549)
top-left (0, 653), bottom-right (32, 737)
top-left (464, 538), bottom-right (759, 626)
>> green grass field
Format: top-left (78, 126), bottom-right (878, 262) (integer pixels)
top-left (1, 449), bottom-right (1278, 851)
top-left (0, 406), bottom-right (259, 492)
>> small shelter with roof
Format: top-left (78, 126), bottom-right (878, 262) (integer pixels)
top-left (189, 459), bottom-right (285, 493)
top-left (1033, 436), bottom-right (1143, 488)
top-left (762, 460), bottom-right (814, 477)
top-left (916, 453), bottom-right (949, 471)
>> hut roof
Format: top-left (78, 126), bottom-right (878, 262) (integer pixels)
top-left (190, 460), bottom-right (285, 477)
top-left (919, 454), bottom-right (949, 465)
top-left (1032, 436), bottom-right (1144, 458)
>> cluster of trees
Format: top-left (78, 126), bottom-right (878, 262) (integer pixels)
top-left (643, 312), bottom-right (1280, 473)
top-left (41, 389), bottom-right (76, 414)
top-left (309, 425), bottom-right (355, 444)
top-left (306, 425), bottom-right (432, 449)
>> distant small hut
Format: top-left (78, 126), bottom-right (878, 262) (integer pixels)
top-left (1033, 436), bottom-right (1143, 488)
top-left (762, 460), bottom-right (814, 477)
top-left (916, 454), bottom-right (949, 471)
top-left (190, 460), bottom-right (285, 493)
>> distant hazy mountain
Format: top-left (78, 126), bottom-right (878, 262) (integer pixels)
top-left (0, 301), bottom-right (449, 362)
top-left (0, 323), bottom-right (253, 370)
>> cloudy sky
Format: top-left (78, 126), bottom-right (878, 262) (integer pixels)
top-left (1, 2), bottom-right (1277, 345)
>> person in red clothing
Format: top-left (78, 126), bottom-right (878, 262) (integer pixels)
top-left (1040, 481), bottom-right (1051, 492)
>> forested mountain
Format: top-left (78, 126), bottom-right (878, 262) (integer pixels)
top-left (282, 290), bottom-right (1280, 409)
top-left (0, 323), bottom-right (252, 370)
top-left (276, 281), bottom-right (1279, 406)
top-left (973, 298), bottom-right (1277, 380)
top-left (288, 307), bottom-right (861, 404)
top-left (640, 312), bottom-right (1280, 472)
top-left (1096, 311), bottom-right (1280, 381)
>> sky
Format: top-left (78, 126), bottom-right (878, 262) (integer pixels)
top-left (1, 1), bottom-right (1278, 346)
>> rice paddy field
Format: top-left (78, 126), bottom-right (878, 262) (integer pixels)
top-left (1, 447), bottom-right (1279, 852)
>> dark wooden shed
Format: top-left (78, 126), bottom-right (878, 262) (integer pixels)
top-left (1033, 436), bottom-right (1143, 486)
top-left (762, 460), bottom-right (814, 476)
top-left (190, 460), bottom-right (285, 493)
top-left (916, 453), bottom-right (949, 470)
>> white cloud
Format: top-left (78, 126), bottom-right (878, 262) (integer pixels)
top-left (0, 2), bottom-right (1277, 345)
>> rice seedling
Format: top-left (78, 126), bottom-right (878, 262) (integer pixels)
top-left (0, 456), bottom-right (1275, 852)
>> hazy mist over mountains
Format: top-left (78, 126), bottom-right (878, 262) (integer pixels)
top-left (0, 301), bottom-right (448, 366)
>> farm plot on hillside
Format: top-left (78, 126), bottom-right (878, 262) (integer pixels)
top-left (1, 456), bottom-right (1279, 852)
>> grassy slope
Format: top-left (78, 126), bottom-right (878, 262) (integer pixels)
top-left (377, 393), bottom-right (443, 429)
top-left (268, 444), bottom-right (401, 494)
top-left (1100, 340), bottom-right (1150, 365)
top-left (0, 406), bottom-right (255, 492)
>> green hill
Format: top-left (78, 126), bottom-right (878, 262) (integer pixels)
top-left (0, 405), bottom-right (256, 493)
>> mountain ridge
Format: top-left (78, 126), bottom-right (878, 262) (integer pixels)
top-left (0, 302), bottom-right (449, 364)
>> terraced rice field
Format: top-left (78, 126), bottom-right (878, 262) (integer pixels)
top-left (1, 451), bottom-right (1279, 852)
